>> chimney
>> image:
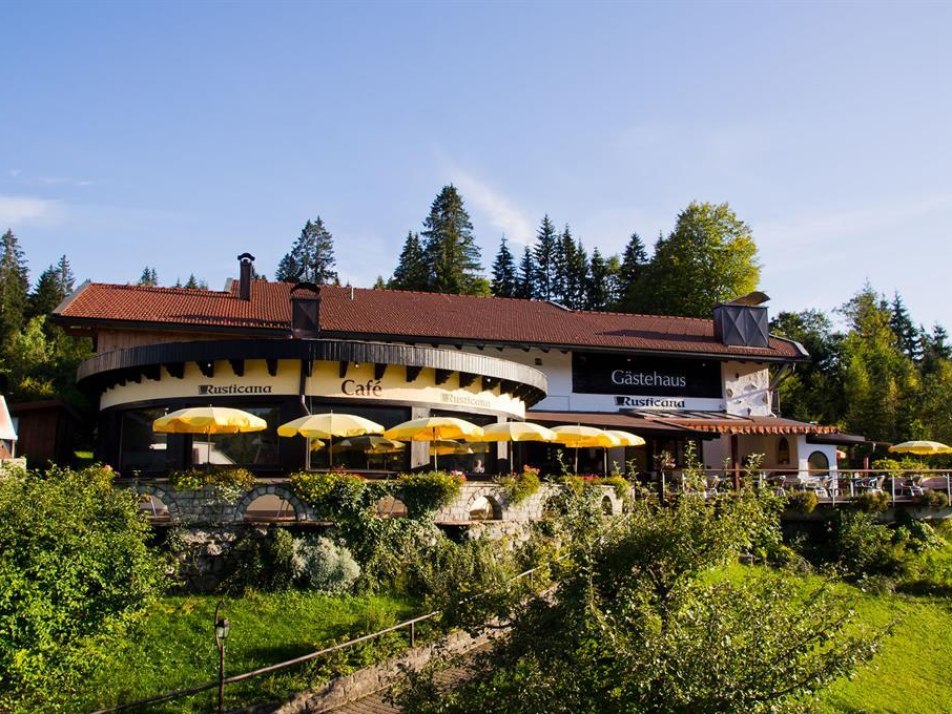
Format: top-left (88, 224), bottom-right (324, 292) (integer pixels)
top-left (713, 292), bottom-right (770, 348)
top-left (290, 282), bottom-right (321, 339)
top-left (237, 253), bottom-right (255, 300)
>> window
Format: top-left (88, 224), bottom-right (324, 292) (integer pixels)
top-left (777, 437), bottom-right (790, 465)
top-left (808, 450), bottom-right (829, 476)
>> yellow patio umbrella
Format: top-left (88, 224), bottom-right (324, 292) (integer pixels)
top-left (429, 439), bottom-right (470, 456)
top-left (467, 421), bottom-right (557, 472)
top-left (598, 430), bottom-right (645, 475)
top-left (383, 416), bottom-right (484, 469)
top-left (331, 435), bottom-right (405, 469)
top-left (888, 440), bottom-right (952, 455)
top-left (551, 425), bottom-right (620, 473)
top-left (602, 430), bottom-right (647, 447)
top-left (153, 406), bottom-right (267, 466)
top-left (277, 413), bottom-right (385, 468)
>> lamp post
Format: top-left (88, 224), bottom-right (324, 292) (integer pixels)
top-left (214, 600), bottom-right (230, 714)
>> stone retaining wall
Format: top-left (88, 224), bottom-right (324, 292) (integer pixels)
top-left (127, 480), bottom-right (626, 526)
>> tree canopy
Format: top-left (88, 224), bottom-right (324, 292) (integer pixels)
top-left (420, 185), bottom-right (483, 295)
top-left (275, 216), bottom-right (339, 285)
top-left (634, 202), bottom-right (760, 317)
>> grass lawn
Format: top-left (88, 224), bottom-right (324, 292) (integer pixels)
top-left (817, 593), bottom-right (952, 714)
top-left (81, 590), bottom-right (419, 713)
top-left (817, 542), bottom-right (952, 714)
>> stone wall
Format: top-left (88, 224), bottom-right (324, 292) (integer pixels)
top-left (127, 480), bottom-right (626, 526)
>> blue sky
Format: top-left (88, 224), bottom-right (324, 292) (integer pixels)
top-left (2, 1), bottom-right (951, 330)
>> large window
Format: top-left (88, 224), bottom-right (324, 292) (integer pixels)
top-left (199, 405), bottom-right (281, 467)
top-left (119, 408), bottom-right (169, 475)
top-left (306, 406), bottom-right (410, 472)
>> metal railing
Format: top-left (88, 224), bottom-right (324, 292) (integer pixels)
top-left (656, 467), bottom-right (952, 508)
top-left (89, 565), bottom-right (546, 714)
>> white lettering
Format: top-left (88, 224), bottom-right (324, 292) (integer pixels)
top-left (610, 370), bottom-right (687, 388)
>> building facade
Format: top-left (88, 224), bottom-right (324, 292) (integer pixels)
top-left (53, 256), bottom-right (846, 478)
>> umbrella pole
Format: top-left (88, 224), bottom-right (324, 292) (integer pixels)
top-left (207, 427), bottom-right (211, 467)
top-left (574, 446), bottom-right (579, 474)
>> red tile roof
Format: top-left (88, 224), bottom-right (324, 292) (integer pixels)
top-left (54, 281), bottom-right (806, 360)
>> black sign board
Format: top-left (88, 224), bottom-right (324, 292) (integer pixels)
top-left (572, 353), bottom-right (721, 398)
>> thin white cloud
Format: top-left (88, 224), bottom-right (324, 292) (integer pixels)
top-left (448, 169), bottom-right (534, 246)
top-left (0, 195), bottom-right (65, 227)
top-left (756, 191), bottom-right (952, 249)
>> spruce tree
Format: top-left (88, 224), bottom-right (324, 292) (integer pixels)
top-left (0, 230), bottom-right (29, 342)
top-left (390, 231), bottom-right (430, 291)
top-left (515, 246), bottom-right (535, 300)
top-left (533, 215), bottom-right (558, 300)
top-left (616, 232), bottom-right (649, 312)
top-left (491, 237), bottom-right (518, 298)
top-left (276, 216), bottom-right (339, 285)
top-left (565, 234), bottom-right (591, 310)
top-left (563, 229), bottom-right (589, 309)
top-left (29, 267), bottom-right (65, 318)
top-left (137, 267), bottom-right (158, 286)
top-left (890, 292), bottom-right (920, 360)
top-left (420, 185), bottom-right (483, 295)
top-left (586, 248), bottom-right (611, 311)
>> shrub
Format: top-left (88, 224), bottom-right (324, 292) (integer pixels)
top-left (596, 475), bottom-right (631, 501)
top-left (222, 525), bottom-right (297, 592)
top-left (169, 467), bottom-right (255, 503)
top-left (293, 536), bottom-right (360, 593)
top-left (396, 471), bottom-right (463, 518)
top-left (855, 490), bottom-right (890, 513)
top-left (893, 511), bottom-right (944, 553)
top-left (0, 466), bottom-right (164, 710)
top-left (289, 471), bottom-right (376, 521)
top-left (496, 466), bottom-right (542, 505)
top-left (834, 511), bottom-right (904, 579)
top-left (916, 489), bottom-right (949, 509)
top-left (786, 490), bottom-right (818, 514)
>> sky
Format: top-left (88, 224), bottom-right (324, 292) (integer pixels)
top-left (2, 1), bottom-right (951, 331)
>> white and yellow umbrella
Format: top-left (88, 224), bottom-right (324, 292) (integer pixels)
top-left (551, 425), bottom-right (621, 473)
top-left (383, 417), bottom-right (484, 469)
top-left (888, 440), bottom-right (952, 456)
top-left (153, 406), bottom-right (267, 465)
top-left (466, 421), bottom-right (557, 472)
top-left (278, 413), bottom-right (385, 468)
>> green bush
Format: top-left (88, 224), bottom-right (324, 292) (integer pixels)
top-left (223, 525), bottom-right (298, 592)
top-left (169, 467), bottom-right (255, 503)
top-left (292, 536), bottom-right (360, 593)
top-left (396, 471), bottom-right (463, 518)
top-left (0, 466), bottom-right (164, 711)
top-left (916, 489), bottom-right (950, 509)
top-left (289, 471), bottom-right (377, 521)
top-left (786, 490), bottom-right (819, 514)
top-left (496, 466), bottom-right (542, 505)
top-left (834, 511), bottom-right (904, 579)
top-left (596, 474), bottom-right (631, 501)
top-left (855, 490), bottom-right (890, 513)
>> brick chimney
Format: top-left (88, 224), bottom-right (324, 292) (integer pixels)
top-left (237, 253), bottom-right (255, 300)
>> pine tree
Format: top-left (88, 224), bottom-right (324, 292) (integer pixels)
top-left (390, 231), bottom-right (430, 291)
top-left (137, 267), bottom-right (158, 286)
top-left (420, 185), bottom-right (483, 295)
top-left (29, 267), bottom-right (64, 318)
top-left (184, 274), bottom-right (206, 289)
top-left (890, 292), bottom-right (920, 360)
top-left (615, 233), bottom-right (649, 312)
top-left (275, 253), bottom-right (301, 283)
top-left (515, 246), bottom-right (535, 300)
top-left (491, 237), bottom-right (518, 298)
top-left (559, 224), bottom-right (588, 310)
top-left (563, 229), bottom-right (589, 309)
top-left (372, 276), bottom-right (387, 290)
top-left (29, 255), bottom-right (73, 319)
top-left (586, 248), bottom-right (612, 311)
top-left (0, 230), bottom-right (29, 342)
top-left (533, 215), bottom-right (558, 300)
top-left (276, 216), bottom-right (339, 285)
